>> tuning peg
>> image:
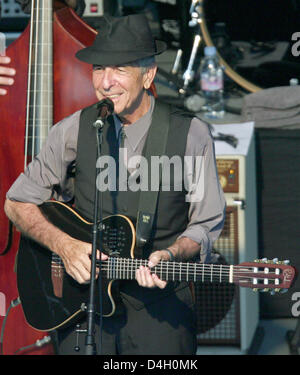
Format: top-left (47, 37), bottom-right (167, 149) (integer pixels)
top-left (283, 260), bottom-right (290, 265)
top-left (274, 288), bottom-right (282, 293)
top-left (261, 288), bottom-right (270, 293)
top-left (255, 258), bottom-right (267, 263)
top-left (252, 288), bottom-right (258, 292)
top-left (272, 258), bottom-right (278, 263)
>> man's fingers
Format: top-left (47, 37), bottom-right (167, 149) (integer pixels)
top-left (0, 65), bottom-right (16, 77)
top-left (0, 56), bottom-right (11, 64)
top-left (148, 251), bottom-right (164, 268)
top-left (136, 266), bottom-right (153, 287)
top-left (135, 249), bottom-right (171, 289)
top-left (136, 266), bottom-right (167, 289)
top-left (85, 246), bottom-right (108, 260)
top-left (99, 251), bottom-right (108, 260)
top-left (0, 61), bottom-right (15, 95)
top-left (151, 273), bottom-right (167, 289)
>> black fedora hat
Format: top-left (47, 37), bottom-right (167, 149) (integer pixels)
top-left (76, 14), bottom-right (167, 66)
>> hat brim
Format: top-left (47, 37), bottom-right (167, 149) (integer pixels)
top-left (76, 40), bottom-right (167, 66)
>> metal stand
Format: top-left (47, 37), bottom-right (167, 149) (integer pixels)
top-left (84, 118), bottom-right (104, 355)
top-left (286, 320), bottom-right (300, 355)
top-left (84, 99), bottom-right (114, 355)
top-left (155, 0), bottom-right (207, 110)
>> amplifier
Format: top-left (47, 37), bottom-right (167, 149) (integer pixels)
top-left (196, 123), bottom-right (260, 353)
top-left (0, 0), bottom-right (29, 33)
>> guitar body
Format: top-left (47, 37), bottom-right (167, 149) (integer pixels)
top-left (17, 201), bottom-right (135, 331)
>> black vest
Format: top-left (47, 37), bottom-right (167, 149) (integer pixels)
top-left (74, 100), bottom-right (192, 257)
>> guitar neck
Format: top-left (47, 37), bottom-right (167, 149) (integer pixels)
top-left (100, 258), bottom-right (261, 286)
top-left (52, 251), bottom-right (295, 290)
top-left (99, 257), bottom-right (295, 290)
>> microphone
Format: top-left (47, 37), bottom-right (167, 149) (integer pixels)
top-left (93, 98), bottom-right (114, 129)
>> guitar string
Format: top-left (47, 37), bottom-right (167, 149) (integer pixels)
top-left (94, 261), bottom-right (283, 283)
top-left (51, 254), bottom-right (285, 285)
top-left (51, 256), bottom-right (283, 277)
top-left (103, 259), bottom-right (282, 272)
top-left (50, 265), bottom-right (282, 285)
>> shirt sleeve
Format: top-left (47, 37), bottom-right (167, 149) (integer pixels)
top-left (6, 110), bottom-right (81, 204)
top-left (178, 117), bottom-right (226, 263)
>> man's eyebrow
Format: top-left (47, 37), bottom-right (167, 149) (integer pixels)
top-left (92, 65), bottom-right (123, 69)
top-left (92, 64), bottom-right (134, 71)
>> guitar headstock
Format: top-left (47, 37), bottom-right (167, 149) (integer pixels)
top-left (236, 258), bottom-right (297, 294)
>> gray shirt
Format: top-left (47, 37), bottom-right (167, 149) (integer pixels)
top-left (7, 96), bottom-right (226, 262)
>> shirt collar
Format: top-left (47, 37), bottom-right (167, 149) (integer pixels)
top-left (113, 94), bottom-right (155, 151)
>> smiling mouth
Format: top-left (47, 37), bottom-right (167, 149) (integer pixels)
top-left (105, 94), bottom-right (122, 101)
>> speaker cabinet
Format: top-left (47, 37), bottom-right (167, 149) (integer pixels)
top-left (256, 128), bottom-right (300, 318)
top-left (196, 126), bottom-right (259, 353)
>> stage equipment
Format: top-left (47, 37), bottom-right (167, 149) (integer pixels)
top-left (196, 122), bottom-right (261, 353)
top-left (156, 0), bottom-right (300, 102)
top-left (0, 0), bottom-right (29, 28)
top-left (201, 0), bottom-right (300, 91)
top-left (0, 0), bottom-right (29, 46)
top-left (255, 127), bottom-right (300, 318)
top-left (241, 85), bottom-right (300, 318)
top-left (82, 0), bottom-right (119, 28)
top-left (154, 0), bottom-right (259, 118)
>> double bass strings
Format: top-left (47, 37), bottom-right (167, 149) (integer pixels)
top-left (24, 0), bottom-right (53, 169)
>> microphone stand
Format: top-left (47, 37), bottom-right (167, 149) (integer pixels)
top-left (85, 108), bottom-right (107, 355)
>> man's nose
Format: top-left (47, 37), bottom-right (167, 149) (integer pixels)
top-left (101, 68), bottom-right (115, 90)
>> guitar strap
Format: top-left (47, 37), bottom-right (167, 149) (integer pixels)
top-left (135, 100), bottom-right (171, 257)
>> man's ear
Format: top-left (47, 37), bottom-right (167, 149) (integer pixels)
top-left (143, 65), bottom-right (157, 90)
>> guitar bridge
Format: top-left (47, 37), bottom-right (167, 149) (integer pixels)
top-left (51, 253), bottom-right (64, 298)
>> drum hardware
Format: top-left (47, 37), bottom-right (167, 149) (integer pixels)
top-left (156, 0), bottom-right (261, 114)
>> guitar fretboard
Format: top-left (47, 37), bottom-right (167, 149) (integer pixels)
top-left (101, 258), bottom-right (277, 286)
top-left (51, 253), bottom-right (292, 290)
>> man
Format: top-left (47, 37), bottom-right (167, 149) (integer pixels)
top-left (4, 14), bottom-right (225, 355)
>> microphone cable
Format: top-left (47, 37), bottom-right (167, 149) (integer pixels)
top-left (13, 335), bottom-right (51, 355)
top-left (0, 297), bottom-right (20, 355)
top-left (0, 296), bottom-right (51, 355)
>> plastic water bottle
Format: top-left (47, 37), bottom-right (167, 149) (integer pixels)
top-left (290, 78), bottom-right (299, 86)
top-left (200, 46), bottom-right (224, 119)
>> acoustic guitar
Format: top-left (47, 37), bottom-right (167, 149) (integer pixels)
top-left (16, 200), bottom-right (297, 332)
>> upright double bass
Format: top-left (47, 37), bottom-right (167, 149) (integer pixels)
top-left (0, 0), bottom-right (98, 355)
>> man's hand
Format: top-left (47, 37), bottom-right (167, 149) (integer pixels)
top-left (0, 56), bottom-right (16, 95)
top-left (135, 250), bottom-right (173, 289)
top-left (4, 198), bottom-right (109, 286)
top-left (56, 236), bottom-right (108, 284)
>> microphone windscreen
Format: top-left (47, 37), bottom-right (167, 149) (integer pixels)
top-left (97, 98), bottom-right (114, 118)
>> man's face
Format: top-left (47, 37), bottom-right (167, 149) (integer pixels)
top-left (92, 64), bottom-right (157, 124)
